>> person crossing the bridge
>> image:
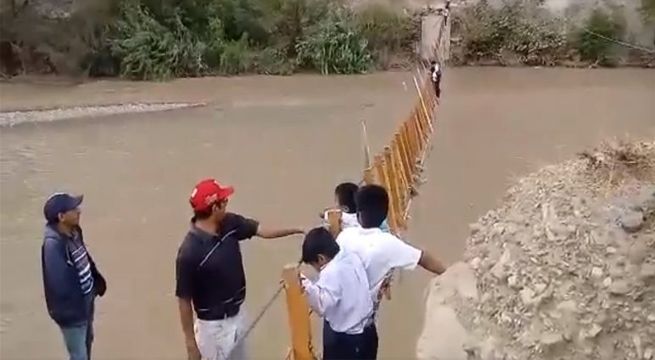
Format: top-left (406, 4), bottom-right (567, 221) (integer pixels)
top-left (430, 60), bottom-right (442, 98)
top-left (175, 178), bottom-right (304, 360)
top-left (336, 184), bottom-right (447, 358)
top-left (299, 227), bottom-right (375, 360)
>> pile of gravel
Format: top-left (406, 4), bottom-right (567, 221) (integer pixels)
top-left (418, 140), bottom-right (655, 360)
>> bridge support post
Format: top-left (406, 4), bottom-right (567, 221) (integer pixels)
top-left (281, 265), bottom-right (315, 360)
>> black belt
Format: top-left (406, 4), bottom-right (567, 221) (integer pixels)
top-left (196, 302), bottom-right (241, 321)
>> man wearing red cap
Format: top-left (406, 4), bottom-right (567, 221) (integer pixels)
top-left (176, 179), bottom-right (304, 360)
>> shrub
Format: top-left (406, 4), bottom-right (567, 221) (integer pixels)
top-left (218, 35), bottom-right (252, 75)
top-left (110, 2), bottom-right (207, 79)
top-left (452, 0), bottom-right (566, 66)
top-left (575, 8), bottom-right (625, 65)
top-left (201, 17), bottom-right (226, 69)
top-left (264, 0), bottom-right (331, 58)
top-left (354, 4), bottom-right (415, 68)
top-left (296, 6), bottom-right (372, 74)
top-left (251, 47), bottom-right (296, 75)
top-left (641, 0), bottom-right (655, 23)
top-left (214, 0), bottom-right (269, 45)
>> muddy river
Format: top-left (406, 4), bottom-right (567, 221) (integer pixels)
top-left (1, 68), bottom-right (654, 359)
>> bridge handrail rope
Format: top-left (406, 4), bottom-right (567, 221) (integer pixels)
top-left (580, 27), bottom-right (655, 54)
top-left (227, 7), bottom-right (450, 360)
top-left (226, 283), bottom-right (286, 359)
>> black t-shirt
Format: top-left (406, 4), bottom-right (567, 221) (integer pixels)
top-left (175, 213), bottom-right (259, 320)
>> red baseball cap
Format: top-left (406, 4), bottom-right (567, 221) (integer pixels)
top-left (189, 178), bottom-right (234, 211)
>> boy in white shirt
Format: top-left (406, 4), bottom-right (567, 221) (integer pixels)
top-left (299, 227), bottom-right (375, 360)
top-left (322, 182), bottom-right (391, 233)
top-left (322, 182), bottom-right (361, 229)
top-left (336, 184), bottom-right (446, 358)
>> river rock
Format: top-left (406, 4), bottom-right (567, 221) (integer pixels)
top-left (580, 323), bottom-right (603, 339)
top-left (603, 277), bottom-right (613, 287)
top-left (591, 267), bottom-right (603, 279)
top-left (540, 332), bottom-right (564, 346)
top-left (640, 264), bottom-right (655, 281)
top-left (635, 187), bottom-right (655, 213)
top-left (620, 210), bottom-right (644, 233)
top-left (520, 288), bottom-right (536, 305)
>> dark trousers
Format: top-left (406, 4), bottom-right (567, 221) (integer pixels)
top-left (323, 321), bottom-right (378, 360)
top-left (433, 80), bottom-right (441, 98)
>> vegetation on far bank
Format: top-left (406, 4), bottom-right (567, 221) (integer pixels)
top-left (1, 0), bottom-right (416, 79)
top-left (450, 0), bottom-right (655, 67)
top-left (0, 0), bottom-right (653, 80)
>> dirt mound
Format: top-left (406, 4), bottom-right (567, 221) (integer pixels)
top-left (417, 140), bottom-right (655, 360)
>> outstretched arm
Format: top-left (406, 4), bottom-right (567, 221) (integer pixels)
top-left (257, 226), bottom-right (304, 239)
top-left (385, 234), bottom-right (446, 275)
top-left (418, 250), bottom-right (446, 275)
top-left (233, 214), bottom-right (303, 240)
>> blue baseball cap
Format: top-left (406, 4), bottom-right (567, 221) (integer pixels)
top-left (43, 193), bottom-right (83, 224)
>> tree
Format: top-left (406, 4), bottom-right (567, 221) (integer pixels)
top-left (641, 0), bottom-right (655, 23)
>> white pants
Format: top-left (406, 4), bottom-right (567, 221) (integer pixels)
top-left (194, 310), bottom-right (247, 360)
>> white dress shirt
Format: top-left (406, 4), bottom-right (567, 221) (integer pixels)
top-left (335, 226), bottom-right (422, 300)
top-left (323, 211), bottom-right (360, 229)
top-left (301, 249), bottom-right (373, 334)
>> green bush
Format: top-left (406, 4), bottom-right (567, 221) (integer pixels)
top-left (218, 35), bottom-right (252, 75)
top-left (354, 4), bottom-right (414, 68)
top-left (251, 47), bottom-right (296, 74)
top-left (264, 0), bottom-right (331, 57)
top-left (201, 17), bottom-right (226, 69)
top-left (575, 8), bottom-right (625, 65)
top-left (110, 2), bottom-right (207, 79)
top-left (296, 7), bottom-right (372, 74)
top-left (641, 0), bottom-right (655, 23)
top-left (453, 0), bottom-right (566, 66)
top-left (214, 0), bottom-right (269, 45)
top-left (109, 0), bottom-right (273, 79)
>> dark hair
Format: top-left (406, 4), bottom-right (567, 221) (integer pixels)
top-left (355, 185), bottom-right (389, 228)
top-left (335, 182), bottom-right (359, 213)
top-left (192, 209), bottom-right (213, 221)
top-left (301, 227), bottom-right (340, 264)
top-left (192, 199), bottom-right (227, 222)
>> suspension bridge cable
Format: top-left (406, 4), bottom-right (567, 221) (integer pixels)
top-left (227, 283), bottom-right (286, 360)
top-left (581, 28), bottom-right (655, 54)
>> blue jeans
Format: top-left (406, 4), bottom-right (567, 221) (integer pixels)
top-left (60, 321), bottom-right (93, 360)
top-left (60, 299), bottom-right (94, 360)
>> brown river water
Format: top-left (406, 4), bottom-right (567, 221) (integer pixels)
top-left (1, 68), bottom-right (654, 360)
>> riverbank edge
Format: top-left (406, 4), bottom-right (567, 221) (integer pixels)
top-left (2, 60), bottom-right (653, 88)
top-left (0, 102), bottom-right (207, 127)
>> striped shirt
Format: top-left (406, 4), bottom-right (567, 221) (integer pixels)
top-left (69, 236), bottom-right (94, 295)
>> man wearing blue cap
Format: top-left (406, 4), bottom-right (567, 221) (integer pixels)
top-left (41, 193), bottom-right (106, 360)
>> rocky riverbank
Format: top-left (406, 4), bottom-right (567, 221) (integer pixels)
top-left (417, 140), bottom-right (655, 360)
